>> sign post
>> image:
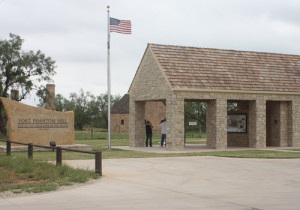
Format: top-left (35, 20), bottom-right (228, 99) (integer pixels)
top-left (189, 121), bottom-right (197, 138)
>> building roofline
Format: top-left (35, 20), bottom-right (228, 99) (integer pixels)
top-left (148, 43), bottom-right (300, 57)
top-left (172, 88), bottom-right (300, 95)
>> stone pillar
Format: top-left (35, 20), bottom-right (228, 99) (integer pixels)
top-left (10, 90), bottom-right (19, 101)
top-left (249, 99), bottom-right (266, 148)
top-left (249, 100), bottom-right (256, 148)
top-left (206, 99), bottom-right (227, 149)
top-left (45, 84), bottom-right (56, 110)
top-left (290, 100), bottom-right (300, 147)
top-left (287, 101), bottom-right (293, 147)
top-left (279, 101), bottom-right (289, 147)
top-left (206, 100), bottom-right (216, 149)
top-left (216, 98), bottom-right (227, 149)
top-left (129, 100), bottom-right (145, 147)
top-left (166, 96), bottom-right (184, 150)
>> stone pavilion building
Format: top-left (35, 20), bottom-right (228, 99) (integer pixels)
top-left (128, 44), bottom-right (300, 151)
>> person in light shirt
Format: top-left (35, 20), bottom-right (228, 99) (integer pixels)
top-left (160, 118), bottom-right (166, 147)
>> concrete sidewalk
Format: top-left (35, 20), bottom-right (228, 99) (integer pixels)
top-left (1, 156), bottom-right (300, 210)
top-left (113, 144), bottom-right (300, 153)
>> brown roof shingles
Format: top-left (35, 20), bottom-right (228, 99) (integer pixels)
top-left (150, 44), bottom-right (300, 92)
top-left (111, 94), bottom-right (129, 114)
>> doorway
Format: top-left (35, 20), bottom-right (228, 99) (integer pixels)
top-left (184, 100), bottom-right (207, 146)
top-left (266, 101), bottom-right (280, 147)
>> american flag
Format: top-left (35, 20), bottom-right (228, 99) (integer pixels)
top-left (110, 17), bottom-right (131, 34)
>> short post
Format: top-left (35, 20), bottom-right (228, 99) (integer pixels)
top-left (56, 147), bottom-right (62, 166)
top-left (91, 127), bottom-right (93, 139)
top-left (95, 151), bottom-right (102, 175)
top-left (6, 140), bottom-right (11, 156)
top-left (28, 143), bottom-right (33, 159)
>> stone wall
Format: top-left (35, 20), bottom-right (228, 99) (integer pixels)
top-left (111, 113), bottom-right (129, 134)
top-left (279, 101), bottom-right (290, 147)
top-left (45, 84), bottom-right (56, 110)
top-left (111, 101), bottom-right (165, 134)
top-left (145, 101), bottom-right (166, 134)
top-left (129, 101), bottom-right (146, 147)
top-left (166, 95), bottom-right (185, 150)
top-left (206, 100), bottom-right (216, 148)
top-left (1, 97), bottom-right (74, 146)
top-left (129, 47), bottom-right (173, 148)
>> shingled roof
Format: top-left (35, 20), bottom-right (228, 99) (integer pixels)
top-left (111, 94), bottom-right (129, 114)
top-left (149, 44), bottom-right (300, 92)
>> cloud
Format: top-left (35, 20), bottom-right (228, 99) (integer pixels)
top-left (1, 0), bottom-right (300, 106)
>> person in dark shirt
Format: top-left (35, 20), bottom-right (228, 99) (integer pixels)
top-left (145, 120), bottom-right (153, 147)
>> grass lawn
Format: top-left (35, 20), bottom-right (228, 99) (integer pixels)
top-left (0, 154), bottom-right (99, 194)
top-left (2, 131), bottom-right (300, 160)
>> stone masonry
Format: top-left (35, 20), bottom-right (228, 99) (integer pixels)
top-left (111, 113), bottom-right (129, 134)
top-left (111, 94), bottom-right (166, 134)
top-left (45, 84), bottom-right (56, 111)
top-left (129, 44), bottom-right (300, 151)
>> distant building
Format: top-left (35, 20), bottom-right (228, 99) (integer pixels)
top-left (111, 94), bottom-right (130, 134)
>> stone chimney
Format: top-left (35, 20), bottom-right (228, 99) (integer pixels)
top-left (10, 90), bottom-right (19, 101)
top-left (45, 84), bottom-right (56, 110)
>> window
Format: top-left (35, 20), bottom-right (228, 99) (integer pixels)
top-left (121, 120), bottom-right (124, 125)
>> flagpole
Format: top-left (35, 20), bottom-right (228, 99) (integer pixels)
top-left (107, 5), bottom-right (111, 150)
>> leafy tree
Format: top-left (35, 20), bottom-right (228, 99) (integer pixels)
top-left (0, 33), bottom-right (56, 136)
top-left (227, 102), bottom-right (238, 111)
top-left (53, 90), bottom-right (121, 130)
top-left (70, 90), bottom-right (93, 130)
top-left (185, 102), bottom-right (207, 137)
top-left (54, 94), bottom-right (65, 112)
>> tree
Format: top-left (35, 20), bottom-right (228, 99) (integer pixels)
top-left (0, 33), bottom-right (56, 135)
top-left (54, 94), bottom-right (64, 112)
top-left (70, 90), bottom-right (93, 130)
top-left (53, 90), bottom-right (121, 130)
top-left (97, 93), bottom-right (121, 128)
top-left (184, 102), bottom-right (207, 137)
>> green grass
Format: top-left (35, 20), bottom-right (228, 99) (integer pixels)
top-left (3, 147), bottom-right (300, 167)
top-left (3, 130), bottom-right (300, 160)
top-left (185, 131), bottom-right (207, 139)
top-left (75, 130), bottom-right (129, 140)
top-left (96, 148), bottom-right (300, 159)
top-left (187, 150), bottom-right (300, 159)
top-left (0, 154), bottom-right (99, 194)
top-left (2, 129), bottom-right (300, 160)
top-left (287, 149), bottom-right (300, 151)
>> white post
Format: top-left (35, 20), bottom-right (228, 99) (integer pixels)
top-left (107, 5), bottom-right (111, 150)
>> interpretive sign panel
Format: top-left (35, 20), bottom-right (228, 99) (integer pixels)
top-left (1, 97), bottom-right (75, 145)
top-left (189, 121), bottom-right (197, 126)
top-left (227, 114), bottom-right (247, 133)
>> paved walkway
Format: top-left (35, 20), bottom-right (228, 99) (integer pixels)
top-left (1, 156), bottom-right (300, 210)
top-left (114, 144), bottom-right (300, 153)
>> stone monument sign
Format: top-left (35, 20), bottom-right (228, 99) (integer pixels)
top-left (1, 97), bottom-right (75, 145)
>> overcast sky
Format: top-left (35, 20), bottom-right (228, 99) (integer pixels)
top-left (1, 0), bottom-right (300, 105)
